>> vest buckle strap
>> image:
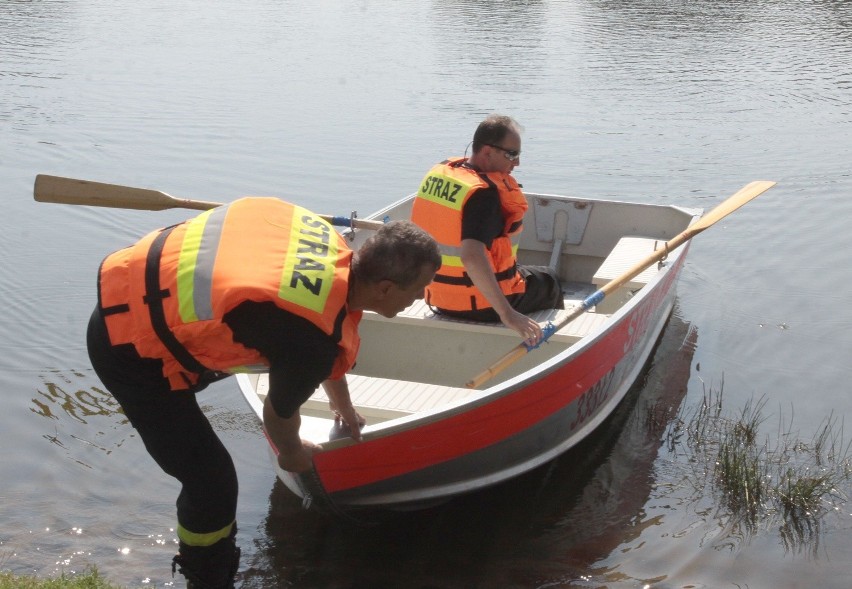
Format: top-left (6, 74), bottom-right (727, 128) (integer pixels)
top-left (432, 263), bottom-right (516, 287)
top-left (100, 303), bottom-right (130, 316)
top-left (493, 264), bottom-right (518, 282)
top-left (142, 288), bottom-right (171, 305)
top-left (432, 272), bottom-right (474, 287)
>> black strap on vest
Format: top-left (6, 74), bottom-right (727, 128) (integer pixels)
top-left (144, 226), bottom-right (209, 375)
top-left (432, 263), bottom-right (518, 286)
top-left (330, 305), bottom-right (347, 343)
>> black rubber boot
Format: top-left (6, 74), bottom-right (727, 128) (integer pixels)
top-left (171, 527), bottom-right (240, 589)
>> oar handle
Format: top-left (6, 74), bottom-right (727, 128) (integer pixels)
top-left (465, 347), bottom-right (529, 389)
top-left (465, 304), bottom-right (589, 389)
top-left (324, 216), bottom-right (385, 231)
top-left (33, 174), bottom-right (385, 230)
top-left (465, 180), bottom-right (777, 389)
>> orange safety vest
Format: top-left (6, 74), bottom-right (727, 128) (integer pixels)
top-left (97, 197), bottom-right (362, 391)
top-left (410, 157), bottom-right (528, 313)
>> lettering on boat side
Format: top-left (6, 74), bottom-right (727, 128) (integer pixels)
top-left (566, 259), bottom-right (679, 435)
top-left (568, 367), bottom-right (617, 432)
top-left (624, 295), bottom-right (654, 355)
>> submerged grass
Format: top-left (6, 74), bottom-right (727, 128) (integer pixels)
top-left (714, 395), bottom-right (770, 520)
top-left (0, 567), bottom-right (124, 588)
top-left (664, 379), bottom-right (852, 548)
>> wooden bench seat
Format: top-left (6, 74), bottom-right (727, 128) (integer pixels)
top-left (592, 236), bottom-right (663, 313)
top-left (304, 374), bottom-right (474, 421)
top-left (254, 372), bottom-right (474, 421)
top-left (592, 236), bottom-right (662, 288)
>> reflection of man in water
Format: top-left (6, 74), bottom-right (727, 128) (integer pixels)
top-left (411, 114), bottom-right (563, 347)
top-left (86, 198), bottom-right (439, 588)
top-left (31, 377), bottom-right (122, 422)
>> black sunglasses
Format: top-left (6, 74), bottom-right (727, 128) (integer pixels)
top-left (483, 143), bottom-right (521, 161)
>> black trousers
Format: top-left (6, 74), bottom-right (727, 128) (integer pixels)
top-left (86, 307), bottom-right (238, 544)
top-left (436, 265), bottom-right (565, 322)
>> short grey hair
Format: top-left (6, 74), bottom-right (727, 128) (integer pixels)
top-left (471, 114), bottom-right (522, 154)
top-left (352, 220), bottom-right (441, 287)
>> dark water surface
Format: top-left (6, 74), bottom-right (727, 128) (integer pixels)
top-left (2, 1), bottom-right (852, 587)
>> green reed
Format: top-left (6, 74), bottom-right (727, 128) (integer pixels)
top-left (0, 567), bottom-right (125, 589)
top-left (665, 381), bottom-right (851, 538)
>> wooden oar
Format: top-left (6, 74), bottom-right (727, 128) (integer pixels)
top-left (33, 174), bottom-right (385, 230)
top-left (465, 180), bottom-right (777, 389)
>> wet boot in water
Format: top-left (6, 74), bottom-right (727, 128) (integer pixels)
top-left (171, 528), bottom-right (241, 589)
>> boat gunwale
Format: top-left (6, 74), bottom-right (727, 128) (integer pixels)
top-left (369, 191), bottom-right (704, 222)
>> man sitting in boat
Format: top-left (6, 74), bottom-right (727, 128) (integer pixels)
top-left (411, 114), bottom-right (563, 346)
top-left (86, 198), bottom-right (440, 589)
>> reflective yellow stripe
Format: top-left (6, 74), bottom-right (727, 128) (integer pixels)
top-left (226, 364), bottom-right (268, 374)
top-left (441, 253), bottom-right (463, 267)
top-left (177, 520), bottom-right (234, 547)
top-left (176, 212), bottom-right (211, 322)
top-left (175, 207), bottom-right (229, 323)
top-left (439, 243), bottom-right (518, 268)
top-left (278, 207), bottom-right (338, 313)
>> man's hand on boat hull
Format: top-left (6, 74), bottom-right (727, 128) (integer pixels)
top-left (277, 440), bottom-right (323, 473)
top-left (263, 397), bottom-right (324, 473)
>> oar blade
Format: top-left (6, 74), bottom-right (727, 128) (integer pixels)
top-left (689, 180), bottom-right (776, 234)
top-left (34, 174), bottom-right (223, 211)
top-left (32, 175), bottom-right (385, 223)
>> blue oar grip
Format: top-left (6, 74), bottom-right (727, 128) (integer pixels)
top-left (584, 290), bottom-right (605, 308)
top-left (328, 215), bottom-right (391, 228)
top-left (328, 216), bottom-right (354, 227)
top-left (523, 289), bottom-right (605, 353)
top-left (524, 321), bottom-right (557, 351)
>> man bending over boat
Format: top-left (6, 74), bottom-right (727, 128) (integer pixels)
top-left (411, 114), bottom-right (563, 346)
top-left (86, 197), bottom-right (440, 589)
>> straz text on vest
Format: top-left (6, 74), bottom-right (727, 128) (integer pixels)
top-left (420, 175), bottom-right (464, 203)
top-left (290, 215), bottom-right (332, 296)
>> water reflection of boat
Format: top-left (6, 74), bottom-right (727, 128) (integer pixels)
top-left (515, 311), bottom-right (698, 579)
top-left (238, 192), bottom-right (702, 511)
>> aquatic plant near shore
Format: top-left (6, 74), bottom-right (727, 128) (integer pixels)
top-left (660, 379), bottom-right (851, 552)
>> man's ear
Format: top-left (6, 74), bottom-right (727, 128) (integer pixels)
top-left (376, 279), bottom-right (395, 297)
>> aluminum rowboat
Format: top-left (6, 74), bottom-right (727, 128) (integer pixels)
top-left (237, 192), bottom-right (702, 511)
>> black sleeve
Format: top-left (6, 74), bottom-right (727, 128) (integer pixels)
top-left (224, 301), bottom-right (339, 418)
top-left (461, 187), bottom-right (505, 249)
